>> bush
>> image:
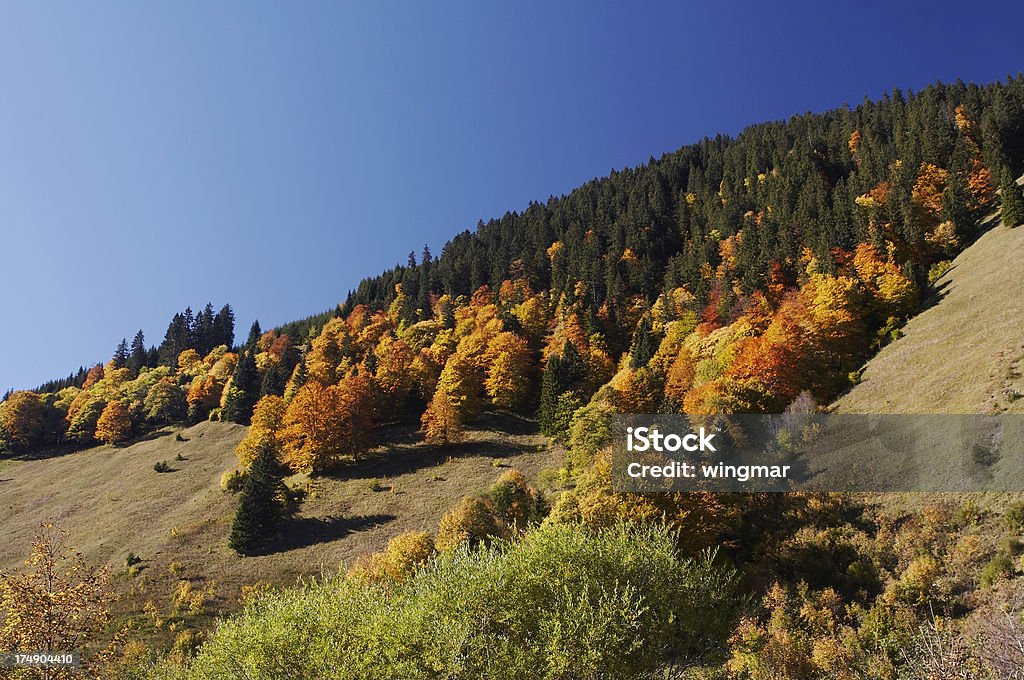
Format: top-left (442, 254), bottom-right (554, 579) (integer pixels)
top-left (219, 469), bottom-right (246, 493)
top-left (153, 461), bottom-right (171, 473)
top-left (180, 523), bottom-right (740, 679)
top-left (435, 497), bottom-right (503, 552)
top-left (170, 629), bottom-right (204, 661)
top-left (1004, 501), bottom-right (1024, 533)
top-left (979, 552), bottom-right (1013, 588)
top-left (927, 260), bottom-right (953, 286)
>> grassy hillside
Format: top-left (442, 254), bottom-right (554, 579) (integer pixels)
top-left (835, 184), bottom-right (1024, 415)
top-left (0, 414), bottom-right (559, 634)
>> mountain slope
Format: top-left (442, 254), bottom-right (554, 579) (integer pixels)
top-left (834, 199), bottom-right (1024, 415)
top-left (0, 416), bottom-right (558, 622)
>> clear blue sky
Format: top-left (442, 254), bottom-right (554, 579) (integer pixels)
top-left (1, 1), bottom-right (1021, 391)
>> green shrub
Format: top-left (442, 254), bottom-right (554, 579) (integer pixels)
top-left (979, 552), bottom-right (1013, 588)
top-left (567, 399), bottom-right (613, 471)
top-left (153, 461), bottom-right (171, 473)
top-left (180, 523), bottom-right (739, 679)
top-left (927, 260), bottom-right (953, 286)
top-left (955, 497), bottom-right (982, 527)
top-left (219, 469), bottom-right (246, 493)
top-left (1004, 501), bottom-right (1024, 533)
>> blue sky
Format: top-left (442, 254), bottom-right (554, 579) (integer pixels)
top-left (1, 1), bottom-right (1022, 391)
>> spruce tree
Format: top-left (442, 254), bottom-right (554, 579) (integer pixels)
top-left (223, 349), bottom-right (259, 424)
top-left (214, 304), bottom-right (236, 349)
top-left (246, 320), bottom-right (262, 348)
top-left (539, 355), bottom-right (562, 436)
top-left (112, 339), bottom-right (129, 369)
top-left (629, 316), bottom-right (657, 369)
top-left (158, 313), bottom-right (188, 366)
top-left (128, 330), bottom-right (147, 375)
top-left (1000, 168), bottom-right (1024, 227)
top-left (261, 363), bottom-right (287, 397)
top-left (228, 440), bottom-right (285, 555)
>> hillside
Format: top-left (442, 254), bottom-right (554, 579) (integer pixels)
top-left (0, 415), bottom-right (559, 627)
top-left (834, 193), bottom-right (1024, 415)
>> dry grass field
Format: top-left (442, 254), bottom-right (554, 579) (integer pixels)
top-left (834, 220), bottom-right (1024, 415)
top-left (0, 412), bottom-right (560, 637)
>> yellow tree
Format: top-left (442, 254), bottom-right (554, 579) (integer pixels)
top-left (420, 388), bottom-right (464, 445)
top-left (484, 332), bottom-right (531, 409)
top-left (373, 334), bottom-right (415, 408)
top-left (95, 400), bottom-right (132, 444)
top-left (0, 391), bottom-right (45, 451)
top-left (235, 395), bottom-right (286, 467)
top-left (306, 317), bottom-right (350, 385)
top-left (0, 521), bottom-right (116, 676)
top-left (280, 377), bottom-right (373, 473)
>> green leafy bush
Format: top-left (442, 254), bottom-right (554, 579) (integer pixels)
top-left (177, 523), bottom-right (739, 679)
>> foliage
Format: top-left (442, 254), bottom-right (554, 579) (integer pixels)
top-left (175, 523), bottom-right (740, 679)
top-left (0, 522), bottom-right (117, 677)
top-left (228, 440), bottom-right (286, 555)
top-left (1000, 167), bottom-right (1024, 227)
top-left (95, 399), bottom-right (133, 444)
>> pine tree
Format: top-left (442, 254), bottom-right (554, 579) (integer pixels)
top-left (246, 320), bottom-right (262, 348)
top-left (228, 440), bottom-right (285, 555)
top-left (538, 354), bottom-right (562, 436)
top-left (128, 330), bottom-right (147, 375)
top-left (158, 313), bottom-right (188, 366)
top-left (629, 316), bottom-right (658, 369)
top-left (214, 304), bottom-right (236, 349)
top-left (223, 349), bottom-right (259, 424)
top-left (198, 303), bottom-right (215, 355)
top-left (1000, 168), bottom-right (1024, 227)
top-left (261, 363), bottom-right (287, 398)
top-left (112, 339), bottom-right (129, 369)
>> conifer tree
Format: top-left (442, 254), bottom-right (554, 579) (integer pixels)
top-left (539, 355), bottom-right (562, 436)
top-left (228, 440), bottom-right (285, 555)
top-left (261, 363), bottom-right (287, 398)
top-left (158, 313), bottom-right (188, 366)
top-left (629, 316), bottom-right (658, 369)
top-left (128, 330), bottom-right (147, 375)
top-left (214, 304), bottom-right (236, 349)
top-left (539, 342), bottom-right (585, 436)
top-left (223, 349), bottom-right (259, 424)
top-left (246, 320), bottom-right (262, 348)
top-left (1000, 168), bottom-right (1024, 227)
top-left (111, 339), bottom-right (129, 369)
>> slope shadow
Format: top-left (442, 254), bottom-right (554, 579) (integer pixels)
top-left (9, 428), bottom-right (175, 462)
top-left (261, 513), bottom-right (396, 555)
top-left (324, 410), bottom-right (542, 481)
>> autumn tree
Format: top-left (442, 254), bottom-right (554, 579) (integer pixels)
top-left (66, 395), bottom-right (107, 444)
top-left (228, 440), bottom-right (286, 555)
top-left (484, 332), bottom-right (531, 409)
top-left (420, 388), bottom-right (464, 445)
top-left (0, 391), bottom-right (45, 451)
top-left (373, 334), bottom-right (415, 412)
top-left (306, 317), bottom-right (351, 385)
top-left (435, 496), bottom-right (503, 552)
top-left (0, 521), bottom-right (116, 675)
top-left (144, 378), bottom-right (186, 425)
top-left (95, 400), bottom-right (132, 444)
top-left (280, 380), bottom-right (369, 473)
top-left (235, 395), bottom-right (286, 467)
